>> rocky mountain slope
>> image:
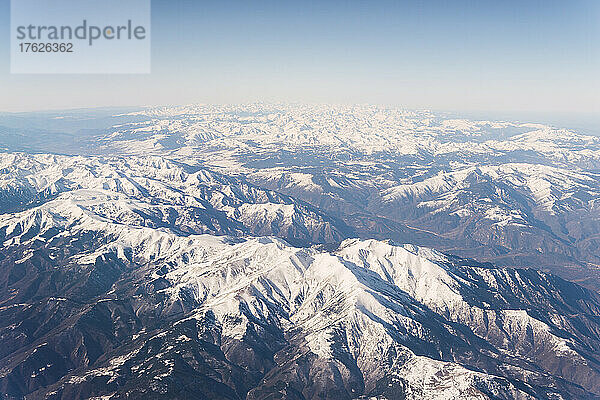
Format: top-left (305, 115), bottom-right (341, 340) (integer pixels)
top-left (2, 207), bottom-right (600, 399)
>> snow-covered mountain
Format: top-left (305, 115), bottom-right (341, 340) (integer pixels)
top-left (100, 104), bottom-right (600, 169)
top-left (1, 212), bottom-right (600, 399)
top-left (85, 105), bottom-right (600, 286)
top-left (1, 104), bottom-right (600, 399)
top-left (0, 153), bottom-right (350, 246)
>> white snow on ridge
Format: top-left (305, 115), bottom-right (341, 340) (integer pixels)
top-left (93, 104), bottom-right (600, 169)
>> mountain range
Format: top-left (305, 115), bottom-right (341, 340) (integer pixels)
top-left (1, 104), bottom-right (600, 399)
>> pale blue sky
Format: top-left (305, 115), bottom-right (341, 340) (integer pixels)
top-left (0, 0), bottom-right (598, 117)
